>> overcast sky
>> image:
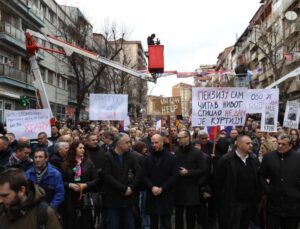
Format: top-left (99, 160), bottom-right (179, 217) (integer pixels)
top-left (56, 0), bottom-right (262, 96)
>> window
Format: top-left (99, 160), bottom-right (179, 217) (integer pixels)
top-left (48, 71), bottom-right (53, 85)
top-left (58, 74), bottom-right (63, 88)
top-left (0, 55), bottom-right (8, 64)
top-left (55, 104), bottom-right (66, 121)
top-left (40, 67), bottom-right (46, 82)
top-left (4, 102), bottom-right (12, 110)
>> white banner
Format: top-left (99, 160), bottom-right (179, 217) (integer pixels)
top-left (283, 101), bottom-right (300, 129)
top-left (6, 109), bottom-right (51, 140)
top-left (192, 87), bottom-right (247, 127)
top-left (260, 94), bottom-right (279, 132)
top-left (89, 94), bottom-right (128, 121)
top-left (246, 89), bottom-right (279, 113)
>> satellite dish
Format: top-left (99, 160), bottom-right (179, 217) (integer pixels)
top-left (285, 11), bottom-right (298, 21)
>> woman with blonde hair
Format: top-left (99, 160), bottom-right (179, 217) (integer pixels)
top-left (258, 139), bottom-right (275, 163)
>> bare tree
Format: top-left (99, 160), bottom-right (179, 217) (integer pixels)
top-left (62, 17), bottom-right (127, 123)
top-left (249, 20), bottom-right (297, 84)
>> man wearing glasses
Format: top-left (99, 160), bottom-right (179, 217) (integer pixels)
top-left (259, 134), bottom-right (300, 229)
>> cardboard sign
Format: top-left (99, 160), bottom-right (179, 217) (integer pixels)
top-left (192, 87), bottom-right (247, 127)
top-left (151, 96), bottom-right (182, 116)
top-left (283, 101), bottom-right (300, 129)
top-left (6, 109), bottom-right (51, 140)
top-left (89, 94), bottom-right (128, 121)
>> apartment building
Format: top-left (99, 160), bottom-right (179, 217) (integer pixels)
top-left (0, 0), bottom-right (148, 123)
top-left (215, 0), bottom-right (300, 103)
top-left (0, 0), bottom-right (77, 122)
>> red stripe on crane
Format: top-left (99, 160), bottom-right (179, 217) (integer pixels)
top-left (47, 34), bottom-right (97, 57)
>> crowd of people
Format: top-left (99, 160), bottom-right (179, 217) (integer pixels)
top-left (0, 117), bottom-right (299, 229)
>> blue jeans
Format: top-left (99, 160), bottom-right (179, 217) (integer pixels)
top-left (107, 207), bottom-right (135, 229)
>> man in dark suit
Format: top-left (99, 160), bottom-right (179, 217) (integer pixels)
top-left (143, 134), bottom-right (178, 229)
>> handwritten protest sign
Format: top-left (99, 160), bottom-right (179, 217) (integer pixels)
top-left (246, 89), bottom-right (279, 113)
top-left (260, 89), bottom-right (279, 132)
top-left (6, 109), bottom-right (51, 140)
top-left (283, 101), bottom-right (300, 129)
top-left (192, 87), bottom-right (247, 127)
top-left (89, 94), bottom-right (128, 121)
top-left (151, 96), bottom-right (182, 116)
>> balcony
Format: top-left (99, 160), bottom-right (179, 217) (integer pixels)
top-left (0, 64), bottom-right (34, 90)
top-left (10, 0), bottom-right (44, 28)
top-left (285, 21), bottom-right (300, 40)
top-left (0, 22), bottom-right (26, 51)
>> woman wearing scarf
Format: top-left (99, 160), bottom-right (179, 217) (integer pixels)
top-left (62, 141), bottom-right (98, 229)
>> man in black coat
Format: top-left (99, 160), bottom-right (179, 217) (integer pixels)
top-left (102, 133), bottom-right (142, 229)
top-left (0, 136), bottom-right (12, 167)
top-left (143, 134), bottom-right (178, 229)
top-left (259, 134), bottom-right (300, 229)
top-left (174, 130), bottom-right (206, 229)
top-left (142, 126), bottom-right (157, 151)
top-left (85, 133), bottom-right (106, 170)
top-left (214, 135), bottom-right (260, 229)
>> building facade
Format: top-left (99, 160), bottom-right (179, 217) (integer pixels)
top-left (172, 82), bottom-right (192, 118)
top-left (0, 0), bottom-right (147, 123)
top-left (214, 0), bottom-right (300, 104)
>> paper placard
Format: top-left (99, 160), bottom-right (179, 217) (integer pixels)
top-left (89, 94), bottom-right (128, 121)
top-left (192, 87), bottom-right (247, 127)
top-left (246, 89), bottom-right (279, 114)
top-left (6, 109), bottom-right (51, 140)
top-left (283, 101), bottom-right (300, 129)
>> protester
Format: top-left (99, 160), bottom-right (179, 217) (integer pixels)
top-left (62, 141), bottom-right (98, 229)
top-left (252, 128), bottom-right (263, 156)
top-left (197, 130), bottom-right (213, 156)
top-left (260, 134), bottom-right (300, 229)
top-left (50, 141), bottom-right (69, 171)
top-left (5, 133), bottom-right (18, 151)
top-left (0, 168), bottom-right (62, 228)
top-left (289, 129), bottom-right (300, 151)
top-left (214, 135), bottom-right (260, 229)
top-left (8, 141), bottom-right (33, 171)
top-left (102, 133), bottom-right (142, 229)
top-left (101, 131), bottom-right (115, 153)
top-left (143, 134), bottom-right (178, 229)
top-left (26, 148), bottom-right (64, 209)
top-left (143, 127), bottom-right (157, 151)
top-left (85, 133), bottom-right (106, 170)
top-left (258, 139), bottom-right (275, 163)
top-left (31, 132), bottom-right (53, 155)
top-left (174, 130), bottom-right (205, 229)
top-left (0, 136), bottom-right (12, 167)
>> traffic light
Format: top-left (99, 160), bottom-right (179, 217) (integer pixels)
top-left (20, 96), bottom-right (30, 107)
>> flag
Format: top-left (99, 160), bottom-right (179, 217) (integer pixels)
top-left (208, 126), bottom-right (220, 142)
